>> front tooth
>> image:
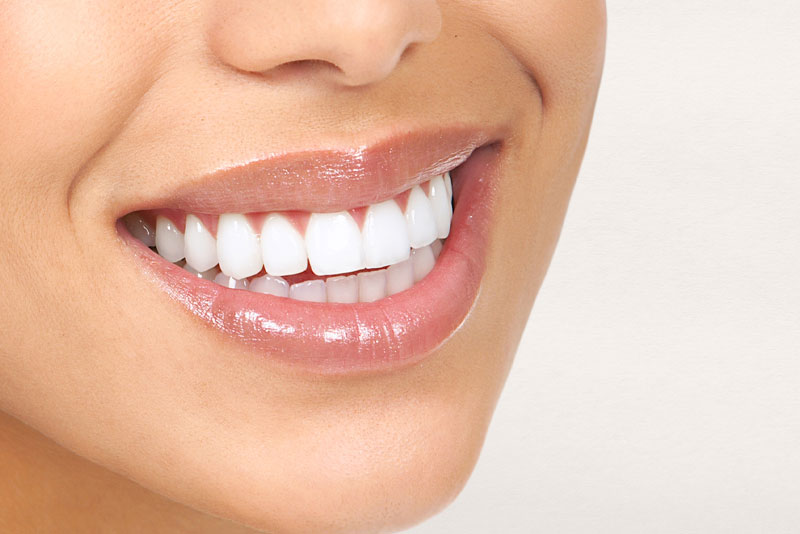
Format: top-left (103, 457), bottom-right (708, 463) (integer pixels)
top-left (155, 216), bottom-right (185, 262)
top-left (124, 213), bottom-right (156, 247)
top-left (249, 274), bottom-right (290, 298)
top-left (428, 175), bottom-right (452, 239)
top-left (404, 186), bottom-right (438, 249)
top-left (260, 214), bottom-right (308, 276)
top-left (217, 214), bottom-right (263, 279)
top-left (444, 172), bottom-right (453, 204)
top-left (289, 280), bottom-right (327, 303)
top-left (214, 273), bottom-right (248, 289)
top-left (362, 199), bottom-right (411, 268)
top-left (305, 212), bottom-right (364, 276)
top-left (184, 214), bottom-right (218, 272)
top-left (326, 275), bottom-right (358, 304)
top-left (410, 245), bottom-right (435, 282)
top-left (386, 258), bottom-right (414, 296)
top-left (185, 264), bottom-right (219, 281)
top-left (358, 270), bottom-right (387, 303)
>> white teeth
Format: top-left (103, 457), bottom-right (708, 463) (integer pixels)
top-left (260, 214), bottom-right (308, 276)
top-left (289, 280), bottom-right (327, 303)
top-left (404, 186), bottom-right (438, 249)
top-left (185, 264), bottom-right (219, 281)
top-left (326, 275), bottom-right (359, 303)
top-left (362, 199), bottom-right (411, 268)
top-left (214, 273), bottom-right (248, 289)
top-left (217, 214), bottom-right (263, 279)
top-left (249, 274), bottom-right (290, 297)
top-left (155, 216), bottom-right (185, 262)
top-left (410, 245), bottom-right (435, 282)
top-left (147, 172), bottom-right (455, 301)
top-left (305, 212), bottom-right (364, 276)
top-left (184, 215), bottom-right (218, 272)
top-left (431, 239), bottom-right (443, 259)
top-left (386, 258), bottom-right (414, 296)
top-left (428, 175), bottom-right (452, 239)
top-left (358, 270), bottom-right (387, 303)
top-left (124, 213), bottom-right (156, 247)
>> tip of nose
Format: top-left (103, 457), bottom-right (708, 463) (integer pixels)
top-left (207, 0), bottom-right (442, 88)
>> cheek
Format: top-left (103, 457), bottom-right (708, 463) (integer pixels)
top-left (0, 1), bottom-right (169, 184)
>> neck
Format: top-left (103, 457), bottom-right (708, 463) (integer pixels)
top-left (0, 411), bottom-right (254, 533)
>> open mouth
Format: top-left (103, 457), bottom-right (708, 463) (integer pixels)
top-left (117, 128), bottom-right (502, 374)
top-left (124, 172), bottom-right (452, 302)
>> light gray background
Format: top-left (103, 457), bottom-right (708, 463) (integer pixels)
top-left (407, 2), bottom-right (800, 533)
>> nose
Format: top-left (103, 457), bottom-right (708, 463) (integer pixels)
top-left (207, 0), bottom-right (442, 87)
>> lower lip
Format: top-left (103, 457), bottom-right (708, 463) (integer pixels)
top-left (120, 145), bottom-right (500, 374)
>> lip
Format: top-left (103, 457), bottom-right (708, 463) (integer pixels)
top-left (118, 132), bottom-right (502, 374)
top-left (125, 127), bottom-right (497, 215)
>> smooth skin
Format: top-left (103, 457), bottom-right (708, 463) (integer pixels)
top-left (0, 1), bottom-right (605, 533)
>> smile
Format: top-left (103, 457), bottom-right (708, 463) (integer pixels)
top-left (118, 128), bottom-right (503, 373)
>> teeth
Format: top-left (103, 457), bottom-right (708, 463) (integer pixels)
top-left (184, 215), bottom-right (218, 272)
top-left (326, 275), bottom-right (359, 303)
top-left (289, 280), bottom-right (327, 303)
top-left (214, 273), bottom-right (248, 289)
top-left (217, 214), bottom-right (263, 279)
top-left (185, 264), bottom-right (219, 281)
top-left (260, 214), bottom-right (308, 276)
top-left (410, 245), bottom-right (435, 282)
top-left (155, 216), bottom-right (185, 262)
top-left (305, 211), bottom-right (364, 276)
top-left (124, 213), bottom-right (156, 247)
top-left (362, 199), bottom-right (411, 268)
top-left (404, 186), bottom-right (438, 249)
top-left (431, 239), bottom-right (443, 259)
top-left (428, 175), bottom-right (452, 239)
top-left (249, 274), bottom-right (290, 297)
top-left (386, 258), bottom-right (414, 296)
top-left (358, 270), bottom-right (387, 303)
top-left (144, 173), bottom-right (455, 301)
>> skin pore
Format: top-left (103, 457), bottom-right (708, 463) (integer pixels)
top-left (0, 1), bottom-right (605, 533)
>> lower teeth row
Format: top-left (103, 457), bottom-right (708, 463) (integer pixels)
top-left (176, 239), bottom-right (443, 303)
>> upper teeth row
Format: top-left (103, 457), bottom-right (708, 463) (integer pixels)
top-left (126, 173), bottom-right (453, 279)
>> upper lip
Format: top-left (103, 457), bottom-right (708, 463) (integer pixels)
top-left (122, 126), bottom-right (499, 215)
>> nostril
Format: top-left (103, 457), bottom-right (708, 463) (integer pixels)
top-left (271, 59), bottom-right (344, 79)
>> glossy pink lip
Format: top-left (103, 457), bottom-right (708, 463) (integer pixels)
top-left (128, 127), bottom-right (497, 215)
top-left (119, 134), bottom-right (501, 374)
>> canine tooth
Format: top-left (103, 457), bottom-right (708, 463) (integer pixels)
top-left (260, 214), bottom-right (308, 276)
top-left (214, 273), bottom-right (248, 289)
top-left (124, 213), bottom-right (156, 247)
top-left (155, 216), bottom-right (185, 262)
top-left (431, 239), bottom-right (443, 259)
top-left (289, 280), bottom-right (327, 303)
top-left (326, 275), bottom-right (358, 304)
top-left (386, 258), bottom-right (414, 296)
top-left (184, 215), bottom-right (218, 272)
top-left (250, 274), bottom-right (290, 298)
top-left (217, 214), bottom-right (263, 279)
top-left (404, 186), bottom-right (438, 249)
top-left (362, 199), bottom-right (410, 268)
top-left (444, 171), bottom-right (452, 203)
top-left (185, 264), bottom-right (219, 281)
top-left (305, 212), bottom-right (363, 276)
top-left (358, 270), bottom-right (387, 303)
top-left (428, 175), bottom-right (452, 239)
top-left (410, 246), bottom-right (435, 282)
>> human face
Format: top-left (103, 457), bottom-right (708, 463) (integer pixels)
top-left (0, 1), bottom-right (604, 533)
